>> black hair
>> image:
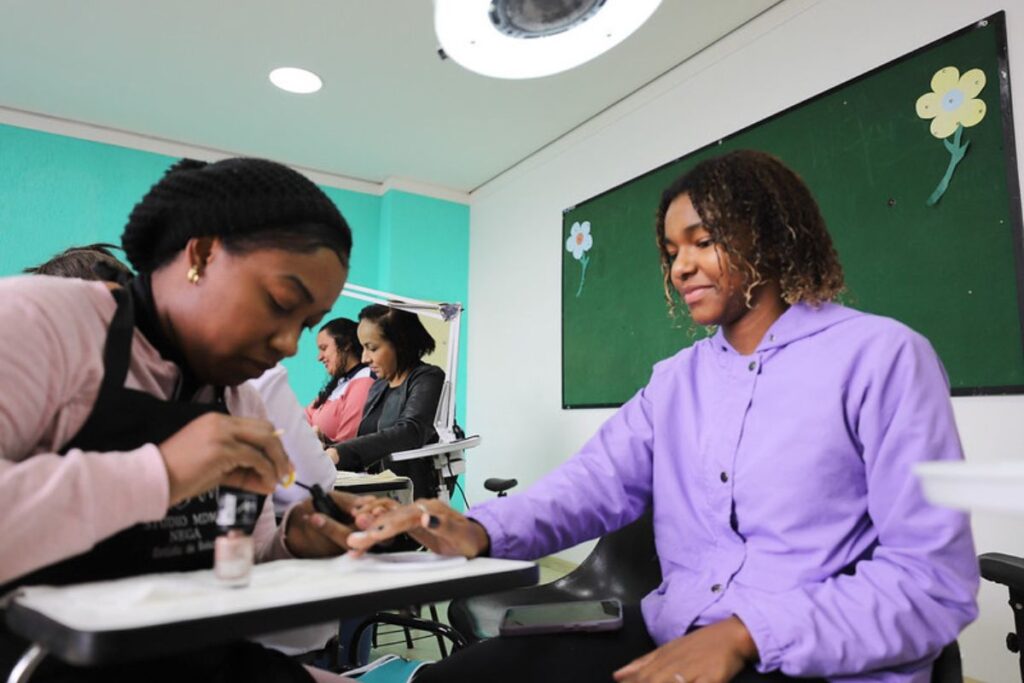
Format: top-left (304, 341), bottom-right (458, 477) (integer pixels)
top-left (25, 243), bottom-right (133, 282)
top-left (312, 317), bottom-right (363, 409)
top-left (655, 150), bottom-right (844, 315)
top-left (358, 304), bottom-right (435, 375)
top-left (121, 157), bottom-right (352, 274)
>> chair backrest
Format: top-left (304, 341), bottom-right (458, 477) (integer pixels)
top-left (930, 642), bottom-right (962, 683)
top-left (550, 510), bottom-right (662, 603)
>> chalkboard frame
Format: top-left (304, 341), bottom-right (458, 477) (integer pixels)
top-left (561, 11), bottom-right (1023, 408)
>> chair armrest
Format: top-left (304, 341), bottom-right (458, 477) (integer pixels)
top-left (979, 552), bottom-right (1024, 589)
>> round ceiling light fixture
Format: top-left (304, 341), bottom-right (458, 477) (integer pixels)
top-left (268, 67), bottom-right (323, 94)
top-left (435, 0), bottom-right (663, 79)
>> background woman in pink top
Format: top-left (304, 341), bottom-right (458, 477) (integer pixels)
top-left (0, 157), bottom-right (372, 682)
top-left (306, 317), bottom-right (374, 447)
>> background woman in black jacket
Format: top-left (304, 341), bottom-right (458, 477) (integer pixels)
top-left (331, 304), bottom-right (445, 499)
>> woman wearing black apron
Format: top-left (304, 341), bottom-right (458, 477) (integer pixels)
top-left (0, 158), bottom-right (365, 682)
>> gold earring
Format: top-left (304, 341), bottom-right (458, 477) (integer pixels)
top-left (187, 266), bottom-right (201, 285)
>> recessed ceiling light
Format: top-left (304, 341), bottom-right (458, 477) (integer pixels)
top-left (268, 67), bottom-right (323, 94)
top-left (434, 0), bottom-right (662, 79)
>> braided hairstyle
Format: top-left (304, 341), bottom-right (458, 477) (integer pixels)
top-left (121, 158), bottom-right (351, 273)
top-left (655, 150), bottom-right (844, 317)
top-left (358, 304), bottom-right (435, 375)
top-left (312, 317), bottom-right (363, 409)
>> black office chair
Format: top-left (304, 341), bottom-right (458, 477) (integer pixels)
top-left (444, 508), bottom-right (962, 682)
top-left (447, 508), bottom-right (661, 642)
top-left (980, 552), bottom-right (1024, 682)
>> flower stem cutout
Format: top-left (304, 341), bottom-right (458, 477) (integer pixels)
top-left (566, 221), bottom-right (593, 298)
top-left (915, 66), bottom-right (987, 206)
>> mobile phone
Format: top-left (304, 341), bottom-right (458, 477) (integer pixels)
top-left (498, 598), bottom-right (623, 637)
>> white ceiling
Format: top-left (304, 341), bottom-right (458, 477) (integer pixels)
top-left (0, 1), bottom-right (780, 194)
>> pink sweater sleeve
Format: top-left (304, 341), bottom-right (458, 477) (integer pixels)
top-left (325, 377), bottom-right (374, 443)
top-left (0, 278), bottom-right (170, 585)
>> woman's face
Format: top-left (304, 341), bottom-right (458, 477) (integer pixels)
top-left (161, 239), bottom-right (347, 386)
top-left (357, 319), bottom-right (399, 383)
top-left (662, 193), bottom-right (749, 328)
top-left (316, 330), bottom-right (344, 377)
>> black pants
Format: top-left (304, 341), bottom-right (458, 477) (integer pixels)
top-left (1, 621), bottom-right (311, 683)
top-left (414, 606), bottom-right (820, 683)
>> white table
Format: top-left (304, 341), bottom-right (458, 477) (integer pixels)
top-left (916, 460), bottom-right (1024, 514)
top-left (4, 554), bottom-right (537, 681)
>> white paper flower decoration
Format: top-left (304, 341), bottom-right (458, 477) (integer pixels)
top-left (566, 221), bottom-right (593, 260)
top-left (565, 221), bottom-right (594, 297)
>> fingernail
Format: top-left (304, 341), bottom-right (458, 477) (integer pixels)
top-left (311, 513), bottom-right (325, 527)
top-left (349, 532), bottom-right (367, 542)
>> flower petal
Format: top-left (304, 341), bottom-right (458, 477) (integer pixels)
top-left (570, 221), bottom-right (581, 236)
top-left (959, 68), bottom-right (986, 99)
top-left (571, 244), bottom-right (584, 260)
top-left (957, 99), bottom-right (986, 128)
top-left (931, 66), bottom-right (960, 94)
top-left (916, 92), bottom-right (941, 119)
top-left (580, 220), bottom-right (591, 236)
top-left (930, 111), bottom-right (959, 139)
top-left (581, 234), bottom-right (593, 251)
top-left (566, 235), bottom-right (576, 252)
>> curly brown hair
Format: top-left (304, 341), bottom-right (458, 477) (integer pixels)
top-left (655, 150), bottom-right (844, 316)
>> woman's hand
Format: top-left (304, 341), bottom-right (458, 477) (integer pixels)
top-left (284, 491), bottom-right (378, 557)
top-left (158, 413), bottom-right (293, 506)
top-left (613, 616), bottom-right (758, 683)
top-left (325, 447), bottom-right (340, 465)
top-left (346, 498), bottom-right (491, 559)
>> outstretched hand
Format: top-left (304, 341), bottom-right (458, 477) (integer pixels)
top-left (345, 498), bottom-right (491, 559)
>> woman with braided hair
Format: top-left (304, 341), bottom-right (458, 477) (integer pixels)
top-left (343, 150), bottom-right (980, 683)
top-left (0, 157), bottom-right (370, 682)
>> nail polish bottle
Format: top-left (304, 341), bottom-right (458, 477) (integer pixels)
top-left (214, 488), bottom-right (260, 587)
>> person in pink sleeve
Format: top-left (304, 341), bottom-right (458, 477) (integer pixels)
top-left (0, 157), bottom-right (372, 683)
top-left (306, 318), bottom-right (374, 449)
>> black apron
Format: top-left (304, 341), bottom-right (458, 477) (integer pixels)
top-left (1, 286), bottom-right (310, 682)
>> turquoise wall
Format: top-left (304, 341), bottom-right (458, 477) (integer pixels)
top-left (0, 122), bottom-right (471, 506)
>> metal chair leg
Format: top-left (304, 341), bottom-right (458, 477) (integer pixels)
top-left (429, 604), bottom-right (449, 658)
top-left (349, 612), bottom-right (468, 667)
top-left (7, 644), bottom-right (46, 683)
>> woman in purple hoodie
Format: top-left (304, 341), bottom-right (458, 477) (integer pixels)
top-left (342, 150), bottom-right (980, 683)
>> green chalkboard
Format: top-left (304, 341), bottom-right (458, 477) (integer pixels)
top-left (562, 12), bottom-right (1023, 408)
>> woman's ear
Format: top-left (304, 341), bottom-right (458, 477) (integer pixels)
top-left (185, 237), bottom-right (218, 276)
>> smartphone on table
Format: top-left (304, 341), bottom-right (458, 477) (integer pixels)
top-left (498, 598), bottom-right (623, 636)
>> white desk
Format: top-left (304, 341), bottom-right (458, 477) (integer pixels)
top-left (5, 555), bottom-right (537, 678)
top-left (916, 460), bottom-right (1024, 514)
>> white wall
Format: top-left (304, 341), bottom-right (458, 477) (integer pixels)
top-left (465, 1), bottom-right (1024, 681)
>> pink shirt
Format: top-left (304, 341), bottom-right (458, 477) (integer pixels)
top-left (304, 368), bottom-right (373, 443)
top-left (0, 276), bottom-right (290, 587)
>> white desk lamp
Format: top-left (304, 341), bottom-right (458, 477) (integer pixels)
top-left (341, 283), bottom-right (480, 504)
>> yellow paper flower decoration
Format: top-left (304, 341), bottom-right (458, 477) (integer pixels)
top-left (914, 66), bottom-right (987, 206)
top-left (915, 66), bottom-right (986, 139)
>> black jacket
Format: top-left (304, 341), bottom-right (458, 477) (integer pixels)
top-left (333, 362), bottom-right (445, 498)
